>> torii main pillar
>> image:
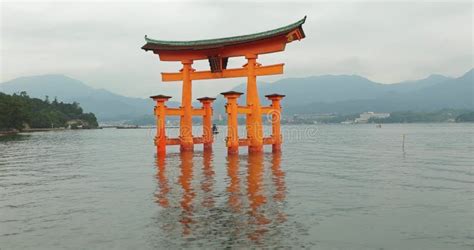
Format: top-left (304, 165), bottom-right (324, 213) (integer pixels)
top-left (142, 17), bottom-right (306, 154)
top-left (179, 59), bottom-right (194, 151)
top-left (245, 54), bottom-right (264, 152)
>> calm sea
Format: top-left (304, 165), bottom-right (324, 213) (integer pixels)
top-left (0, 124), bottom-right (473, 249)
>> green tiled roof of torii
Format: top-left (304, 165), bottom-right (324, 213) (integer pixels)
top-left (142, 16), bottom-right (306, 51)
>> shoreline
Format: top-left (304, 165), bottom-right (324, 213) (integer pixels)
top-left (21, 128), bottom-right (67, 133)
top-left (0, 130), bottom-right (19, 137)
top-left (1, 127), bottom-right (102, 136)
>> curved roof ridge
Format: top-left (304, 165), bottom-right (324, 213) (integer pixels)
top-left (143, 16), bottom-right (306, 48)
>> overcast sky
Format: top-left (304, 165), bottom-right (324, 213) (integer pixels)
top-left (1, 1), bottom-right (472, 98)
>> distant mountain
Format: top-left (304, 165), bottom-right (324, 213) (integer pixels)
top-left (1, 69), bottom-right (472, 121)
top-left (384, 74), bottom-right (453, 93)
top-left (214, 69), bottom-right (471, 115)
top-left (283, 69), bottom-right (473, 114)
top-left (412, 69), bottom-right (473, 109)
top-left (0, 75), bottom-right (179, 121)
top-left (214, 75), bottom-right (387, 109)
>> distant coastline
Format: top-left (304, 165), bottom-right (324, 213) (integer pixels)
top-left (0, 92), bottom-right (99, 134)
top-left (284, 109), bottom-right (474, 125)
top-left (1, 69), bottom-right (472, 123)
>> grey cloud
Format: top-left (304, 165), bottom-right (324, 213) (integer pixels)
top-left (1, 2), bottom-right (472, 99)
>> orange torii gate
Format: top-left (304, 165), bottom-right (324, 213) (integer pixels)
top-left (142, 17), bottom-right (306, 154)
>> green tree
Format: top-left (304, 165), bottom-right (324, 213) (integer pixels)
top-left (0, 92), bottom-right (30, 130)
top-left (456, 112), bottom-right (474, 122)
top-left (0, 92), bottom-right (98, 130)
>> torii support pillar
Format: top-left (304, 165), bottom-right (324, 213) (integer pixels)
top-left (246, 54), bottom-right (264, 153)
top-left (197, 97), bottom-right (216, 150)
top-left (221, 91), bottom-right (243, 154)
top-left (151, 94), bottom-right (172, 155)
top-left (180, 60), bottom-right (195, 152)
top-left (265, 94), bottom-right (285, 152)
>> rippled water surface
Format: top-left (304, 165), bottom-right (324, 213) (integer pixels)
top-left (1, 124), bottom-right (473, 249)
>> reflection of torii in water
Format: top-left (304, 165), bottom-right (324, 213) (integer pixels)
top-left (153, 152), bottom-right (286, 245)
top-left (154, 156), bottom-right (170, 208)
top-left (246, 152), bottom-right (287, 243)
top-left (178, 151), bottom-right (195, 236)
top-left (227, 152), bottom-right (287, 243)
top-left (201, 150), bottom-right (215, 208)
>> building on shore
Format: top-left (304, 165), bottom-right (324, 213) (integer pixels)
top-left (355, 112), bottom-right (390, 123)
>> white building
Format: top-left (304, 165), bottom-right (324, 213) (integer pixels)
top-left (355, 112), bottom-right (390, 123)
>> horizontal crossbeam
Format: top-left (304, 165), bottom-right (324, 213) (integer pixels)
top-left (165, 138), bottom-right (181, 145)
top-left (236, 137), bottom-right (275, 147)
top-left (260, 107), bottom-right (274, 114)
top-left (165, 108), bottom-right (182, 116)
top-left (162, 63), bottom-right (284, 82)
top-left (193, 137), bottom-right (204, 144)
top-left (160, 107), bottom-right (207, 116)
top-left (225, 105), bottom-right (278, 115)
top-left (163, 137), bottom-right (208, 145)
top-left (263, 137), bottom-right (275, 145)
top-left (192, 108), bottom-right (205, 116)
top-left (237, 106), bottom-right (251, 114)
top-left (238, 138), bottom-right (250, 146)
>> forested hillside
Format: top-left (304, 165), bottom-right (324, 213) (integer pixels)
top-left (0, 92), bottom-right (98, 131)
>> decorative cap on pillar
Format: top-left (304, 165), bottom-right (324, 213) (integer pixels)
top-left (221, 91), bottom-right (244, 98)
top-left (265, 93), bottom-right (286, 99)
top-left (197, 97), bottom-right (217, 102)
top-left (150, 94), bottom-right (172, 101)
